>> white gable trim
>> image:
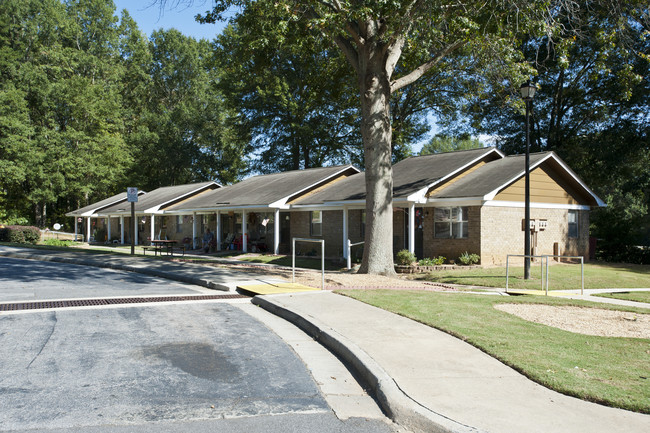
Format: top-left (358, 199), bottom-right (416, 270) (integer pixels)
top-left (483, 152), bottom-right (605, 207)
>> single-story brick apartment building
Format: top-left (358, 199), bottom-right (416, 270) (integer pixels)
top-left (67, 147), bottom-right (605, 265)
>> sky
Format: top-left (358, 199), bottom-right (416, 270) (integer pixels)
top-left (113, 0), bottom-right (227, 41)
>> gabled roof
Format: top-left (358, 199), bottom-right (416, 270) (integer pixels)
top-left (65, 191), bottom-right (147, 217)
top-left (165, 165), bottom-right (360, 212)
top-left (430, 152), bottom-right (606, 207)
top-left (293, 147), bottom-right (503, 206)
top-left (97, 181), bottom-right (220, 215)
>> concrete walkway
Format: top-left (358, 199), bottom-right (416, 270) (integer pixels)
top-left (254, 291), bottom-right (650, 433)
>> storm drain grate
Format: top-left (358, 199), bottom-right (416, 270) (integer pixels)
top-left (0, 294), bottom-right (249, 312)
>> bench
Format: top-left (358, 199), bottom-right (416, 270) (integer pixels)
top-left (141, 246), bottom-right (159, 256)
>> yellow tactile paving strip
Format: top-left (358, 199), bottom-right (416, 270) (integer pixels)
top-left (237, 282), bottom-right (320, 295)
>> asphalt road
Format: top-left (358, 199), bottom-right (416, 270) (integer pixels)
top-left (0, 258), bottom-right (397, 432)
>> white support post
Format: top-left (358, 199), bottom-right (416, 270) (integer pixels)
top-left (107, 216), bottom-right (111, 242)
top-left (408, 203), bottom-right (415, 254)
top-left (273, 209), bottom-right (280, 254)
top-left (242, 210), bottom-right (247, 252)
top-left (134, 215), bottom-right (139, 245)
top-left (342, 207), bottom-right (349, 259)
top-left (120, 215), bottom-right (124, 244)
top-left (150, 215), bottom-right (155, 244)
top-left (216, 212), bottom-right (222, 251)
top-left (192, 212), bottom-right (197, 249)
top-left (74, 218), bottom-right (78, 241)
top-left (87, 217), bottom-right (91, 243)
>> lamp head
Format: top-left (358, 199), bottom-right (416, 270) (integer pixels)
top-left (520, 81), bottom-right (537, 100)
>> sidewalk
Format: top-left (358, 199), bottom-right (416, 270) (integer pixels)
top-left (254, 291), bottom-right (650, 433)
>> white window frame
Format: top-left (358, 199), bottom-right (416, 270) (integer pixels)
top-left (568, 210), bottom-right (579, 238)
top-left (310, 210), bottom-right (322, 237)
top-left (434, 207), bottom-right (469, 239)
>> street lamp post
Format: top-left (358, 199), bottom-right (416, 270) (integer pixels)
top-left (520, 81), bottom-right (536, 280)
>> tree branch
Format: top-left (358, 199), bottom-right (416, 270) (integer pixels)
top-left (390, 40), bottom-right (465, 93)
top-left (332, 35), bottom-right (360, 74)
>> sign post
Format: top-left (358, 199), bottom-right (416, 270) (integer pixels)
top-left (127, 187), bottom-right (138, 255)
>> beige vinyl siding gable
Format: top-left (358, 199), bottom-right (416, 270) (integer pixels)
top-left (493, 165), bottom-right (589, 205)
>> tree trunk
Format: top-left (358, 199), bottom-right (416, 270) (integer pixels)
top-left (357, 49), bottom-right (395, 275)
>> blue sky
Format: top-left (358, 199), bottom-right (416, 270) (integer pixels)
top-left (113, 0), bottom-right (226, 40)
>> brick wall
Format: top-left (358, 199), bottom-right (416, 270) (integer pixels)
top-left (290, 209), bottom-right (368, 258)
top-left (422, 206), bottom-right (481, 263)
top-left (480, 206), bottom-right (590, 265)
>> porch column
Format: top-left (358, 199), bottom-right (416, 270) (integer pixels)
top-left (242, 210), bottom-right (247, 252)
top-left (74, 218), bottom-right (78, 241)
top-left (86, 217), bottom-right (91, 243)
top-left (150, 214), bottom-right (155, 244)
top-left (135, 215), bottom-right (139, 245)
top-left (216, 212), bottom-right (222, 251)
top-left (342, 207), bottom-right (349, 259)
top-left (273, 209), bottom-right (280, 255)
top-left (107, 216), bottom-right (111, 242)
top-left (408, 203), bottom-right (415, 254)
top-left (120, 215), bottom-right (124, 244)
top-left (192, 212), bottom-right (197, 249)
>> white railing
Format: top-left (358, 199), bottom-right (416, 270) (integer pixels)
top-left (506, 254), bottom-right (584, 295)
top-left (292, 238), bottom-right (325, 290)
top-left (346, 240), bottom-right (365, 270)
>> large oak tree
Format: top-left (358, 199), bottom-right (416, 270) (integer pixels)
top-left (166, 0), bottom-right (594, 274)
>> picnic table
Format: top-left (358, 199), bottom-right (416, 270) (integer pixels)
top-left (147, 239), bottom-right (181, 257)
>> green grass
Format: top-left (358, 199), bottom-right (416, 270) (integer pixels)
top-left (410, 262), bottom-right (650, 290)
top-left (338, 289), bottom-right (650, 414)
top-left (593, 291), bottom-right (650, 304)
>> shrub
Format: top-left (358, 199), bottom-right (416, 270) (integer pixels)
top-left (418, 256), bottom-right (446, 266)
top-left (0, 225), bottom-right (41, 245)
top-left (396, 249), bottom-right (417, 266)
top-left (458, 251), bottom-right (480, 265)
top-left (43, 239), bottom-right (78, 247)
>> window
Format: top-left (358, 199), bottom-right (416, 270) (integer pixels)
top-left (176, 215), bottom-right (183, 233)
top-left (568, 210), bottom-right (578, 238)
top-left (310, 211), bottom-right (322, 236)
top-left (434, 207), bottom-right (468, 239)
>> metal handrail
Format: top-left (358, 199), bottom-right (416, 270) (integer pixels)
top-left (506, 254), bottom-right (584, 295)
top-left (346, 240), bottom-right (365, 270)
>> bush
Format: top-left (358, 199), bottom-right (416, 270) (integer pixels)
top-left (0, 225), bottom-right (41, 245)
top-left (396, 249), bottom-right (417, 266)
top-left (458, 251), bottom-right (480, 265)
top-left (43, 239), bottom-right (78, 247)
top-left (418, 256), bottom-right (446, 266)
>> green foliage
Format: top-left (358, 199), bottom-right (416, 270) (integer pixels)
top-left (396, 249), bottom-right (417, 266)
top-left (420, 133), bottom-right (482, 155)
top-left (0, 0), bottom-right (249, 227)
top-left (43, 239), bottom-right (78, 247)
top-left (458, 251), bottom-right (480, 265)
top-left (418, 256), bottom-right (446, 266)
top-left (0, 225), bottom-right (41, 244)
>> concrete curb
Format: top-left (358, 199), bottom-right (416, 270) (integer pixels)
top-left (252, 295), bottom-right (484, 433)
top-left (0, 251), bottom-right (230, 291)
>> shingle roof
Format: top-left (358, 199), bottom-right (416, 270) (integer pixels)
top-left (430, 153), bottom-right (551, 199)
top-left (294, 147), bottom-right (501, 205)
top-left (65, 191), bottom-right (145, 217)
top-left (98, 181), bottom-right (219, 214)
top-left (166, 165), bottom-right (359, 211)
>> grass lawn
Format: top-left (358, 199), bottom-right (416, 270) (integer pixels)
top-left (410, 262), bottom-right (650, 290)
top-left (338, 289), bottom-right (650, 414)
top-left (593, 291), bottom-right (650, 304)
